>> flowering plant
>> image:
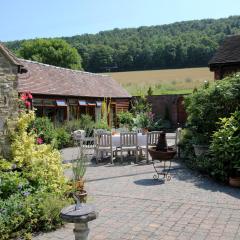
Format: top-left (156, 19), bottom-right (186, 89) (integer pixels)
top-left (19, 92), bottom-right (33, 110)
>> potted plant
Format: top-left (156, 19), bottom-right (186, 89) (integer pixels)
top-left (192, 133), bottom-right (209, 156)
top-left (72, 146), bottom-right (87, 203)
top-left (148, 131), bottom-right (176, 160)
top-left (134, 112), bottom-right (153, 135)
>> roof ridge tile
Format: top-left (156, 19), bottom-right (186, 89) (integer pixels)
top-left (18, 58), bottom-right (110, 77)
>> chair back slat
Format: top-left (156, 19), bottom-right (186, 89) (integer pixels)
top-left (95, 132), bottom-right (112, 147)
top-left (147, 131), bottom-right (161, 146)
top-left (120, 132), bottom-right (138, 147)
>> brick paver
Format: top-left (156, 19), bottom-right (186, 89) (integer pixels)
top-left (33, 160), bottom-right (240, 240)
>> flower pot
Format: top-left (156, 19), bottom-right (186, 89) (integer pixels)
top-left (141, 128), bottom-right (148, 135)
top-left (229, 177), bottom-right (240, 187)
top-left (148, 147), bottom-right (176, 160)
top-left (193, 144), bottom-right (209, 156)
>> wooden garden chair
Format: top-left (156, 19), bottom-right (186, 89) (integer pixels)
top-left (118, 132), bottom-right (140, 163)
top-left (95, 132), bottom-right (115, 164)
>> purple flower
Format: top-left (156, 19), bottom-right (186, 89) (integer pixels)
top-left (23, 191), bottom-right (30, 196)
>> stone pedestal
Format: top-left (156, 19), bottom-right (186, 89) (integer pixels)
top-left (61, 204), bottom-right (97, 240)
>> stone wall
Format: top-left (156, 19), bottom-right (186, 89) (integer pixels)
top-left (0, 52), bottom-right (19, 158)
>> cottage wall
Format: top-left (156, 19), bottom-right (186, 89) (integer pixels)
top-left (0, 52), bottom-right (19, 158)
top-left (212, 66), bottom-right (240, 80)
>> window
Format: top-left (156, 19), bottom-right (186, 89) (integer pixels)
top-left (79, 100), bottom-right (87, 106)
top-left (43, 99), bottom-right (56, 106)
top-left (88, 102), bottom-right (96, 106)
top-left (96, 101), bottom-right (102, 107)
top-left (32, 98), bottom-right (42, 106)
top-left (56, 100), bottom-right (67, 107)
top-left (69, 99), bottom-right (78, 105)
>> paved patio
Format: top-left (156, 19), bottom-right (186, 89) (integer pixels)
top-left (33, 160), bottom-right (240, 240)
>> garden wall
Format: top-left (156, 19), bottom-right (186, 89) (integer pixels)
top-left (134, 94), bottom-right (188, 128)
top-left (0, 52), bottom-right (19, 158)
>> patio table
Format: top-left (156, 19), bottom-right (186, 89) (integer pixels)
top-left (111, 133), bottom-right (175, 147)
top-left (112, 133), bottom-right (147, 147)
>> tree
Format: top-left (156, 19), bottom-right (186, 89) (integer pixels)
top-left (7, 15), bottom-right (240, 72)
top-left (88, 45), bottom-right (114, 72)
top-left (18, 39), bottom-right (83, 70)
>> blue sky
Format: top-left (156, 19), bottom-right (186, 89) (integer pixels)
top-left (1, 0), bottom-right (240, 41)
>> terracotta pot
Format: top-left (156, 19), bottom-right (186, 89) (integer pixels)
top-left (148, 147), bottom-right (176, 160)
top-left (229, 177), bottom-right (240, 188)
top-left (193, 144), bottom-right (209, 156)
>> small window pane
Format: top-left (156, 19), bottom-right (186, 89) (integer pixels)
top-left (43, 99), bottom-right (56, 106)
top-left (33, 98), bottom-right (42, 106)
top-left (96, 101), bottom-right (102, 107)
top-left (79, 100), bottom-right (87, 106)
top-left (69, 99), bottom-right (78, 105)
top-left (56, 100), bottom-right (67, 106)
top-left (88, 102), bottom-right (96, 106)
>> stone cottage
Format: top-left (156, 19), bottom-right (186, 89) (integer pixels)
top-left (0, 44), bottom-right (27, 157)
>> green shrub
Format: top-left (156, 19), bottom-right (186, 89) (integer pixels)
top-left (117, 111), bottom-right (134, 127)
top-left (210, 110), bottom-right (240, 181)
top-left (184, 73), bottom-right (240, 144)
top-left (131, 95), bottom-right (151, 115)
top-left (181, 74), bottom-right (240, 182)
top-left (94, 119), bottom-right (110, 131)
top-left (0, 192), bottom-right (71, 239)
top-left (133, 112), bottom-right (153, 129)
top-left (54, 127), bottom-right (71, 149)
top-left (63, 119), bottom-right (80, 133)
top-left (0, 110), bottom-right (70, 238)
top-left (29, 117), bottom-right (55, 145)
top-left (0, 172), bottom-right (30, 200)
top-left (9, 110), bottom-right (66, 193)
top-left (178, 128), bottom-right (195, 159)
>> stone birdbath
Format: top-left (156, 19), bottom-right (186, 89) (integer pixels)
top-left (60, 195), bottom-right (98, 240)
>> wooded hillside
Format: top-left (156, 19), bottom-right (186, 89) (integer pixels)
top-left (6, 16), bottom-right (240, 72)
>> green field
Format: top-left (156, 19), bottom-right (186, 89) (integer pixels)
top-left (105, 67), bottom-right (213, 95)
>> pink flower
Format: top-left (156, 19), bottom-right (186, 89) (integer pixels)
top-left (20, 93), bottom-right (27, 101)
top-left (27, 92), bottom-right (33, 99)
top-left (37, 137), bottom-right (43, 144)
top-left (24, 101), bottom-right (31, 108)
